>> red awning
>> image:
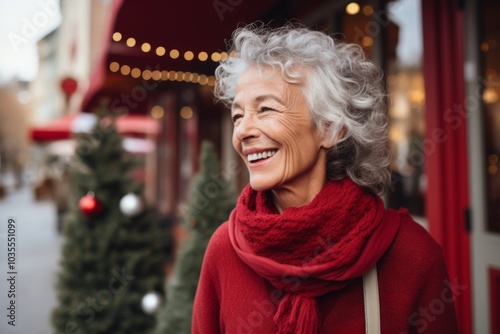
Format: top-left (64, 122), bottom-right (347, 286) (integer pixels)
top-left (81, 0), bottom-right (282, 112)
top-left (31, 113), bottom-right (159, 142)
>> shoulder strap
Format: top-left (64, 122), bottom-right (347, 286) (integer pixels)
top-left (363, 265), bottom-right (380, 334)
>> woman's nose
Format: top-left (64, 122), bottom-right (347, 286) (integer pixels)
top-left (234, 113), bottom-right (260, 141)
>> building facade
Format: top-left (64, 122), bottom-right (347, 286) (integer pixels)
top-left (77, 0), bottom-right (499, 332)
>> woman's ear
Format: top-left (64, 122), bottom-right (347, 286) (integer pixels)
top-left (320, 127), bottom-right (346, 149)
top-left (320, 135), bottom-right (334, 149)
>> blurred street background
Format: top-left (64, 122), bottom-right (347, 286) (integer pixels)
top-left (0, 0), bottom-right (499, 333)
top-left (0, 172), bottom-right (61, 334)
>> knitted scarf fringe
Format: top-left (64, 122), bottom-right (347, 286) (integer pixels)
top-left (274, 294), bottom-right (319, 334)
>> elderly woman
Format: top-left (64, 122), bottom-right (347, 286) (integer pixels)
top-left (192, 25), bottom-right (459, 334)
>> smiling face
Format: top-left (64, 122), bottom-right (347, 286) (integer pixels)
top-left (231, 66), bottom-right (331, 207)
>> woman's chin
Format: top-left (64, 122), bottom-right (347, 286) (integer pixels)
top-left (248, 178), bottom-right (276, 192)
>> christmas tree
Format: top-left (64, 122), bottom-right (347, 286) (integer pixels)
top-left (52, 110), bottom-right (167, 334)
top-left (154, 141), bottom-right (236, 334)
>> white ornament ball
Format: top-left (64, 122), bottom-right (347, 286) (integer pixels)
top-left (141, 291), bottom-right (161, 314)
top-left (71, 113), bottom-right (97, 134)
top-left (119, 193), bottom-right (143, 217)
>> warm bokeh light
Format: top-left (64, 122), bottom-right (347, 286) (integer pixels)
top-left (120, 65), bottom-right (131, 75)
top-left (170, 49), bottom-right (179, 59)
top-left (141, 43), bottom-right (151, 52)
top-left (211, 52), bottom-right (221, 62)
top-left (489, 154), bottom-right (499, 165)
top-left (346, 2), bottom-right (360, 15)
top-left (389, 127), bottom-right (405, 142)
top-left (156, 46), bottom-right (166, 56)
top-left (109, 62), bottom-right (120, 72)
top-left (112, 32), bottom-right (122, 42)
top-left (198, 74), bottom-right (208, 85)
top-left (483, 87), bottom-right (499, 104)
top-left (110, 60), bottom-right (215, 87)
top-left (409, 89), bottom-right (425, 104)
top-left (131, 68), bottom-right (141, 78)
top-left (207, 76), bottom-right (216, 86)
top-left (126, 38), bottom-right (136, 47)
top-left (362, 36), bottom-right (373, 47)
top-left (180, 106), bottom-right (193, 119)
top-left (185, 72), bottom-right (194, 82)
top-left (198, 51), bottom-right (208, 61)
top-left (220, 52), bottom-right (228, 61)
top-left (362, 5), bottom-right (373, 15)
top-left (142, 70), bottom-right (152, 80)
top-left (184, 51), bottom-right (194, 61)
top-left (161, 70), bottom-right (169, 80)
top-left (151, 105), bottom-right (164, 119)
top-left (176, 71), bottom-right (183, 82)
top-left (481, 42), bottom-right (489, 52)
top-left (152, 70), bottom-right (161, 80)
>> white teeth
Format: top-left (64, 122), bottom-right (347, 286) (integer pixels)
top-left (247, 150), bottom-right (277, 162)
top-left (248, 153), bottom-right (258, 162)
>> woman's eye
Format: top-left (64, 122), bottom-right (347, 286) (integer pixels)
top-left (232, 114), bottom-right (242, 124)
top-left (260, 106), bottom-right (275, 112)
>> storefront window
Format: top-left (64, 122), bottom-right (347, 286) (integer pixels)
top-left (338, 1), bottom-right (377, 57)
top-left (480, 0), bottom-right (500, 232)
top-left (384, 0), bottom-right (426, 217)
top-left (337, 0), bottom-right (425, 217)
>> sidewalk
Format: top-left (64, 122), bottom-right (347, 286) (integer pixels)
top-left (0, 175), bottom-right (62, 334)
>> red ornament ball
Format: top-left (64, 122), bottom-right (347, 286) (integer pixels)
top-left (79, 192), bottom-right (103, 216)
top-left (60, 76), bottom-right (78, 98)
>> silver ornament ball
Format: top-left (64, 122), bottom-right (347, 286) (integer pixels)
top-left (141, 291), bottom-right (161, 314)
top-left (119, 193), bottom-right (144, 216)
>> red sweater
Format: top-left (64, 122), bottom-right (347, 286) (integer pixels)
top-left (192, 214), bottom-right (460, 333)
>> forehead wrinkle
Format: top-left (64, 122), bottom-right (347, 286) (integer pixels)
top-left (231, 93), bottom-right (285, 112)
top-left (255, 94), bottom-right (285, 105)
top-left (233, 67), bottom-right (304, 112)
top-left (231, 101), bottom-right (242, 111)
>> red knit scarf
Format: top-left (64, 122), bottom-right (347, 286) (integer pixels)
top-left (228, 178), bottom-right (401, 334)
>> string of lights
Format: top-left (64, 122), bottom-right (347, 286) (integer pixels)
top-left (112, 32), bottom-right (234, 62)
top-left (108, 32), bottom-right (238, 86)
top-left (109, 61), bottom-right (217, 86)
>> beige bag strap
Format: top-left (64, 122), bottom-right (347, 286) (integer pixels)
top-left (363, 265), bottom-right (381, 334)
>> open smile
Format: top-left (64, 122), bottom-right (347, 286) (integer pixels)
top-left (246, 150), bottom-right (278, 164)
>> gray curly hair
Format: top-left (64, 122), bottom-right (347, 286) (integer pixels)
top-left (215, 24), bottom-right (391, 194)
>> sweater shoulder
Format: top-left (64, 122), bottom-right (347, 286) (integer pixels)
top-left (382, 210), bottom-right (446, 273)
top-left (396, 212), bottom-right (442, 253)
top-left (203, 222), bottom-right (235, 269)
top-left (206, 222), bottom-right (231, 253)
